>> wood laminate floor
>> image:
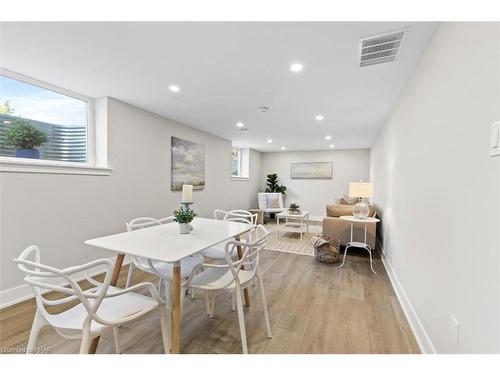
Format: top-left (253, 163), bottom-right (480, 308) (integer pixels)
top-left (0, 249), bottom-right (420, 354)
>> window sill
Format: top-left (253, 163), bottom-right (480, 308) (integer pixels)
top-left (231, 176), bottom-right (250, 181)
top-left (0, 157), bottom-right (112, 176)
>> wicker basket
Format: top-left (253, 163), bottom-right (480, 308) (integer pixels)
top-left (313, 235), bottom-right (341, 264)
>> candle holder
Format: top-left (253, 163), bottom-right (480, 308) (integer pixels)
top-left (181, 201), bottom-right (193, 210)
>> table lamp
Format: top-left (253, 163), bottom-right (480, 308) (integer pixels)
top-left (348, 181), bottom-right (373, 219)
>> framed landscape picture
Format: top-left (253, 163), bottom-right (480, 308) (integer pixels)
top-left (171, 136), bottom-right (205, 190)
top-left (290, 162), bottom-right (333, 179)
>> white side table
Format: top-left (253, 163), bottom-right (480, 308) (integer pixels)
top-left (338, 215), bottom-right (380, 274)
top-left (276, 210), bottom-right (309, 240)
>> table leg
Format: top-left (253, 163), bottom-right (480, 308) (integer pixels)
top-left (88, 252), bottom-right (125, 354)
top-left (300, 218), bottom-right (303, 240)
top-left (276, 217), bottom-right (279, 239)
top-left (171, 262), bottom-right (181, 354)
top-left (236, 236), bottom-right (250, 306)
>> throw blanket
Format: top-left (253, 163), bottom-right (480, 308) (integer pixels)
top-left (310, 236), bottom-right (329, 248)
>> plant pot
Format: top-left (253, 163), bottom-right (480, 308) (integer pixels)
top-left (179, 222), bottom-right (191, 234)
top-left (16, 148), bottom-right (40, 159)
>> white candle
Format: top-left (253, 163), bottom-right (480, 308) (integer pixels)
top-left (181, 184), bottom-right (193, 203)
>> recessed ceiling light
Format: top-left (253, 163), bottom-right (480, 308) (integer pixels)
top-left (325, 135), bottom-right (332, 140)
top-left (290, 63), bottom-right (303, 73)
top-left (315, 114), bottom-right (324, 121)
top-left (329, 144), bottom-right (335, 148)
top-left (169, 84), bottom-right (180, 93)
top-left (281, 146), bottom-right (286, 151)
top-left (267, 139), bottom-right (273, 143)
top-left (236, 122), bottom-right (244, 128)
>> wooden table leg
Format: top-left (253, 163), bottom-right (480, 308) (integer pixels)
top-left (171, 262), bottom-right (181, 354)
top-left (88, 253), bottom-right (125, 354)
top-left (235, 237), bottom-right (250, 306)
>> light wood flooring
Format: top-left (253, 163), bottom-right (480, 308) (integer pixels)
top-left (0, 249), bottom-right (420, 354)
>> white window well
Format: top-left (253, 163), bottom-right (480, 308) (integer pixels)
top-left (0, 69), bottom-right (110, 175)
top-left (231, 147), bottom-right (250, 179)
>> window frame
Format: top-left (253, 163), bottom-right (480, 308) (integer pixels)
top-left (0, 69), bottom-right (110, 176)
top-left (231, 146), bottom-right (250, 180)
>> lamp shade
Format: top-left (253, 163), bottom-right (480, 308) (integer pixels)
top-left (349, 182), bottom-right (373, 198)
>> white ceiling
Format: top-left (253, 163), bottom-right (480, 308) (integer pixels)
top-left (0, 22), bottom-right (438, 152)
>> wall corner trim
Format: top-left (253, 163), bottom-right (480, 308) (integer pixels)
top-left (378, 241), bottom-right (437, 354)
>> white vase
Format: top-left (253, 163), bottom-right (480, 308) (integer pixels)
top-left (179, 222), bottom-right (191, 234)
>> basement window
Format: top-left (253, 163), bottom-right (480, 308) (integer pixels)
top-left (0, 70), bottom-right (110, 175)
top-left (231, 147), bottom-right (250, 179)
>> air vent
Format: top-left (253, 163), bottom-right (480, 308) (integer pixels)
top-left (359, 29), bottom-right (406, 67)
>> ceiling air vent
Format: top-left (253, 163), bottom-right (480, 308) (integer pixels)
top-left (359, 29), bottom-right (406, 67)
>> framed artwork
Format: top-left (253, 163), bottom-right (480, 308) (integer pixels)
top-left (171, 136), bottom-right (205, 190)
top-left (290, 162), bottom-right (333, 179)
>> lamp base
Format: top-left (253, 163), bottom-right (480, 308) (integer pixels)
top-left (353, 202), bottom-right (369, 218)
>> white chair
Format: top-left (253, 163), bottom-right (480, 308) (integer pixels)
top-left (14, 246), bottom-right (169, 354)
top-left (257, 193), bottom-right (285, 216)
top-left (189, 225), bottom-right (272, 354)
top-left (124, 216), bottom-right (204, 350)
top-left (202, 209), bottom-right (257, 261)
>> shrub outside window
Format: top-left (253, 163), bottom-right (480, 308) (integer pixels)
top-left (0, 72), bottom-right (90, 164)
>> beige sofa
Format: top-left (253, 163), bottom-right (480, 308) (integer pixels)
top-left (322, 204), bottom-right (377, 248)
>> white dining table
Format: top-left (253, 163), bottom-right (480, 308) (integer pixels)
top-left (84, 217), bottom-right (253, 354)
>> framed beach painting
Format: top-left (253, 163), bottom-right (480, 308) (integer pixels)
top-left (171, 136), bottom-right (205, 190)
top-left (290, 162), bottom-right (333, 179)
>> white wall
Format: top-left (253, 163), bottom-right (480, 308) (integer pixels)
top-left (261, 149), bottom-right (370, 216)
top-left (0, 97), bottom-right (261, 303)
top-left (370, 23), bottom-right (500, 353)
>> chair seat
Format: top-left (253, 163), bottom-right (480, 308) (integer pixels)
top-left (201, 241), bottom-right (238, 260)
top-left (46, 286), bottom-right (158, 333)
top-left (189, 267), bottom-right (254, 290)
top-left (140, 254), bottom-right (204, 279)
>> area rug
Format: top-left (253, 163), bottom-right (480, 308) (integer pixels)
top-left (263, 223), bottom-right (322, 257)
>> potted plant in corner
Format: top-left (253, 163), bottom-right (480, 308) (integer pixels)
top-left (5, 119), bottom-right (48, 159)
top-left (173, 206), bottom-right (197, 234)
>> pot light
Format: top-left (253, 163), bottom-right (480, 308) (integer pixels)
top-left (267, 139), bottom-right (273, 143)
top-left (329, 144), bottom-right (335, 149)
top-left (236, 122), bottom-right (244, 128)
top-left (315, 114), bottom-right (324, 121)
top-left (325, 135), bottom-right (332, 140)
top-left (290, 63), bottom-right (303, 73)
top-left (281, 146), bottom-right (286, 151)
top-left (169, 84), bottom-right (180, 93)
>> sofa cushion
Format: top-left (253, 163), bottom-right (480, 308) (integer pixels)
top-left (326, 204), bottom-right (354, 217)
top-left (326, 204), bottom-right (376, 217)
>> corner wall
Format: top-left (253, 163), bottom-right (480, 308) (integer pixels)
top-left (0, 97), bottom-right (261, 305)
top-left (370, 23), bottom-right (500, 353)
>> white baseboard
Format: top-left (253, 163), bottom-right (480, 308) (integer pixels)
top-left (378, 241), bottom-right (436, 354)
top-left (0, 257), bottom-right (131, 310)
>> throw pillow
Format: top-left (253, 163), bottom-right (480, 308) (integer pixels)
top-left (268, 195), bottom-right (281, 208)
top-left (340, 194), bottom-right (358, 205)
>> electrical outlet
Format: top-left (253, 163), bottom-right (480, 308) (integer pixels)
top-left (450, 315), bottom-right (459, 352)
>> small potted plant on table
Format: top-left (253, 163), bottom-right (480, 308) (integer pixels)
top-left (289, 203), bottom-right (301, 214)
top-left (173, 206), bottom-right (197, 234)
top-left (5, 119), bottom-right (48, 159)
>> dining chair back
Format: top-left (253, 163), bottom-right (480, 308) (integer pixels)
top-left (189, 224), bottom-right (272, 353)
top-left (125, 216), bottom-right (174, 284)
top-left (14, 245), bottom-right (166, 354)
